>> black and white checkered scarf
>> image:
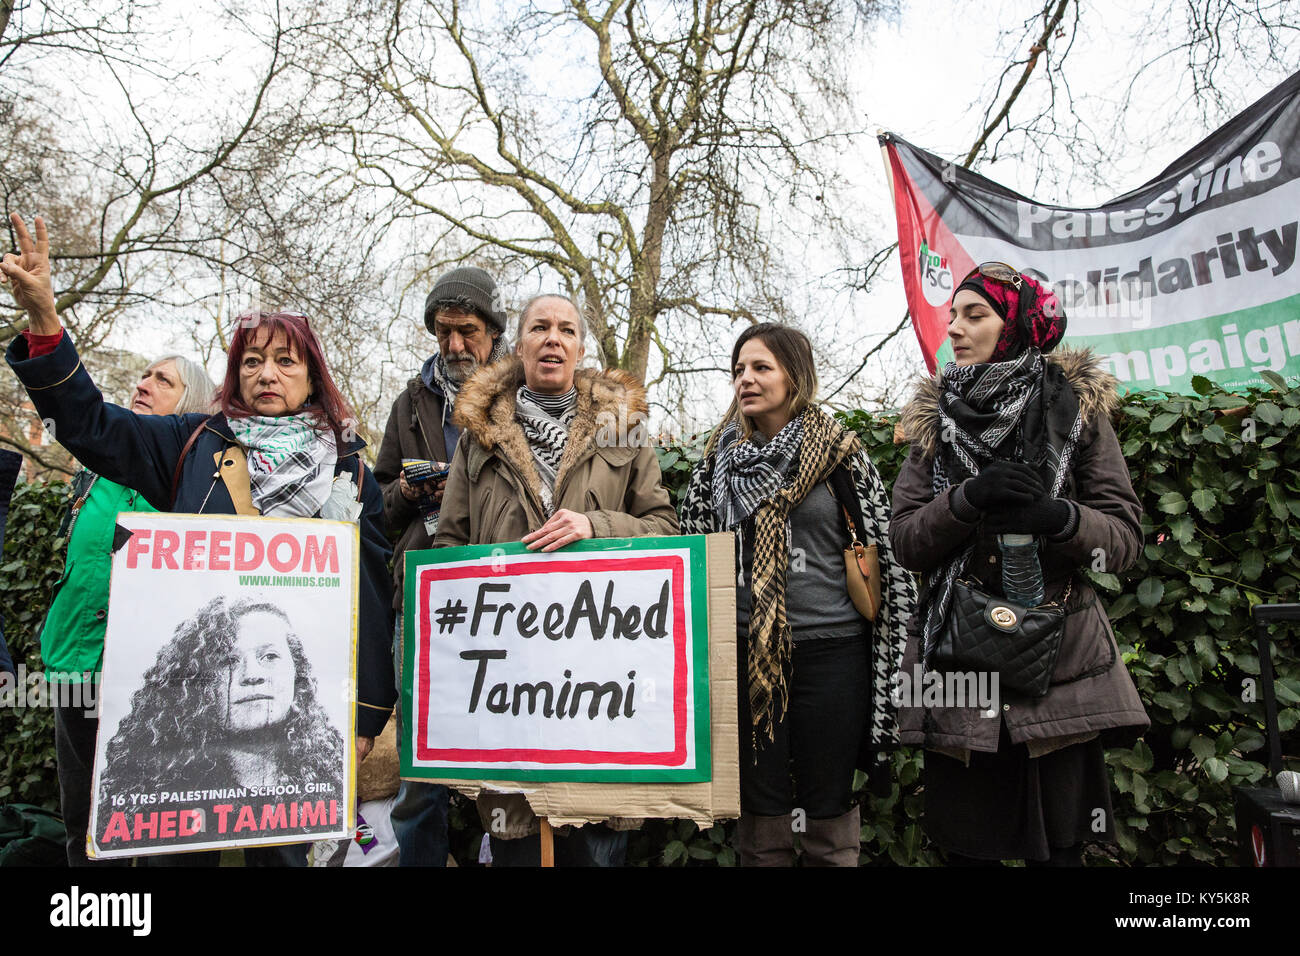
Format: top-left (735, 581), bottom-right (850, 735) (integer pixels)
top-left (921, 348), bottom-right (1083, 660)
top-left (228, 413), bottom-right (337, 518)
top-left (708, 416), bottom-right (806, 532)
top-left (515, 386), bottom-right (577, 514)
top-left (680, 416), bottom-right (918, 757)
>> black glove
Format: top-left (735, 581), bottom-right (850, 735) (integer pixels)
top-left (983, 499), bottom-right (1073, 537)
top-left (961, 461), bottom-right (1045, 510)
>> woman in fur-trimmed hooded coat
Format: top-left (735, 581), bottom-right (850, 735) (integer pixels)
top-left (433, 314), bottom-right (678, 862)
top-left (891, 266), bottom-right (1148, 866)
top-left (435, 359), bottom-right (678, 549)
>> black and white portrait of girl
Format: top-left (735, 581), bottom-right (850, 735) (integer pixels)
top-left (96, 596), bottom-right (344, 823)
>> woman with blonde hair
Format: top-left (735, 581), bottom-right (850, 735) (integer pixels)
top-left (680, 322), bottom-right (916, 866)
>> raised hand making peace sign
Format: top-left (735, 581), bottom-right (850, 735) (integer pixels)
top-left (0, 214), bottom-right (59, 333)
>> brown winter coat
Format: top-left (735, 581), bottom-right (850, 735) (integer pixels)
top-left (374, 374), bottom-right (452, 611)
top-left (434, 356), bottom-right (680, 839)
top-left (890, 348), bottom-right (1149, 754)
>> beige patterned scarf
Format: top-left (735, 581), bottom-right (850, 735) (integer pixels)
top-left (717, 407), bottom-right (860, 744)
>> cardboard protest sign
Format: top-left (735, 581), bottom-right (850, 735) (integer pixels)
top-left (88, 514), bottom-right (358, 859)
top-left (402, 533), bottom-right (739, 825)
top-left (882, 71), bottom-right (1300, 394)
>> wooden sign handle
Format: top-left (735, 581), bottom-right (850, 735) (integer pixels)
top-left (539, 818), bottom-right (555, 868)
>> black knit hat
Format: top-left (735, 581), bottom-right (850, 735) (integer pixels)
top-left (423, 266), bottom-right (507, 335)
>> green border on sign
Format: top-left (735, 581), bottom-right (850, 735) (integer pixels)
top-left (399, 535), bottom-right (712, 783)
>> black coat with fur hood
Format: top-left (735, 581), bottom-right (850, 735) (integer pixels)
top-left (890, 348), bottom-right (1149, 754)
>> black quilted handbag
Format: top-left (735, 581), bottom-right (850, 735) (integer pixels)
top-left (928, 577), bottom-right (1073, 699)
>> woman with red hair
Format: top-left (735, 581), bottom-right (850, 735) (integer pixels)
top-left (2, 215), bottom-right (396, 865)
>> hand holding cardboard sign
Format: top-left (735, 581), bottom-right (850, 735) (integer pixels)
top-left (522, 508), bottom-right (593, 552)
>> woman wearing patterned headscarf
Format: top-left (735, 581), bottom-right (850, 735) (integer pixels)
top-left (891, 262), bottom-right (1149, 866)
top-left (679, 323), bottom-right (917, 866)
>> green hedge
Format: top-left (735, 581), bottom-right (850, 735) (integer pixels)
top-left (3, 372), bottom-right (1297, 865)
top-left (1099, 372), bottom-right (1300, 864)
top-left (0, 479), bottom-right (68, 810)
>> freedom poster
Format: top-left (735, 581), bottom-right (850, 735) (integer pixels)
top-left (882, 70), bottom-right (1300, 394)
top-left (402, 536), bottom-right (711, 784)
top-left (88, 514), bottom-right (358, 859)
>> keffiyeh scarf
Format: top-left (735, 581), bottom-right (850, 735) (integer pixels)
top-left (710, 407), bottom-right (859, 743)
top-left (228, 413), bottom-right (337, 518)
top-left (515, 386), bottom-right (577, 514)
top-left (921, 348), bottom-right (1083, 661)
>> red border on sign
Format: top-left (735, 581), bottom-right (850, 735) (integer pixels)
top-left (415, 555), bottom-right (689, 766)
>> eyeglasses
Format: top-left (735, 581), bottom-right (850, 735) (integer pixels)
top-left (961, 261), bottom-right (1023, 291)
top-left (232, 310), bottom-right (314, 334)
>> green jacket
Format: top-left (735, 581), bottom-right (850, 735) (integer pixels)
top-left (41, 473), bottom-right (156, 681)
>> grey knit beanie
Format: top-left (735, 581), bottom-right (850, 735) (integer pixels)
top-left (424, 266), bottom-right (507, 335)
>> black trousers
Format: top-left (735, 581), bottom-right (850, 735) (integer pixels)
top-left (55, 702), bottom-right (128, 867)
top-left (738, 631), bottom-right (869, 819)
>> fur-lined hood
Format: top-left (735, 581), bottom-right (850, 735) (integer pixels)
top-left (452, 356), bottom-right (649, 495)
top-left (899, 347), bottom-right (1120, 456)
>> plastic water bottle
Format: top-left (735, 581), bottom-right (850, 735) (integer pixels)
top-left (998, 533), bottom-right (1045, 607)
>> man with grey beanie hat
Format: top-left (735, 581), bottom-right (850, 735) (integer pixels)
top-left (374, 263), bottom-right (510, 866)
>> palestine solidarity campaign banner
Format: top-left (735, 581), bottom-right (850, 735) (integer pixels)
top-left (89, 514), bottom-right (358, 859)
top-left (883, 70), bottom-right (1300, 394)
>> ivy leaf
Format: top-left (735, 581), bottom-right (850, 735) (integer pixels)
top-left (1137, 577), bottom-right (1165, 608)
top-left (1132, 772), bottom-right (1149, 809)
top-left (1157, 491), bottom-right (1187, 515)
top-left (1204, 757), bottom-right (1229, 783)
top-left (1149, 411), bottom-right (1181, 432)
top-left (1254, 402), bottom-right (1282, 426)
top-left (1266, 483), bottom-right (1288, 521)
top-left (1107, 593), bottom-right (1137, 620)
top-left (1190, 375), bottom-right (1215, 396)
top-left (1240, 550), bottom-right (1266, 581)
top-left (1087, 571), bottom-right (1121, 592)
top-left (1189, 735), bottom-right (1215, 763)
top-left (662, 840), bottom-right (687, 865)
top-left (1190, 488), bottom-right (1216, 513)
top-left (1168, 514), bottom-right (1196, 544)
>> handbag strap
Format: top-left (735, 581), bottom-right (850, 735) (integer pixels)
top-left (170, 415), bottom-right (215, 510)
top-left (1056, 575), bottom-right (1074, 608)
top-left (825, 480), bottom-right (863, 548)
